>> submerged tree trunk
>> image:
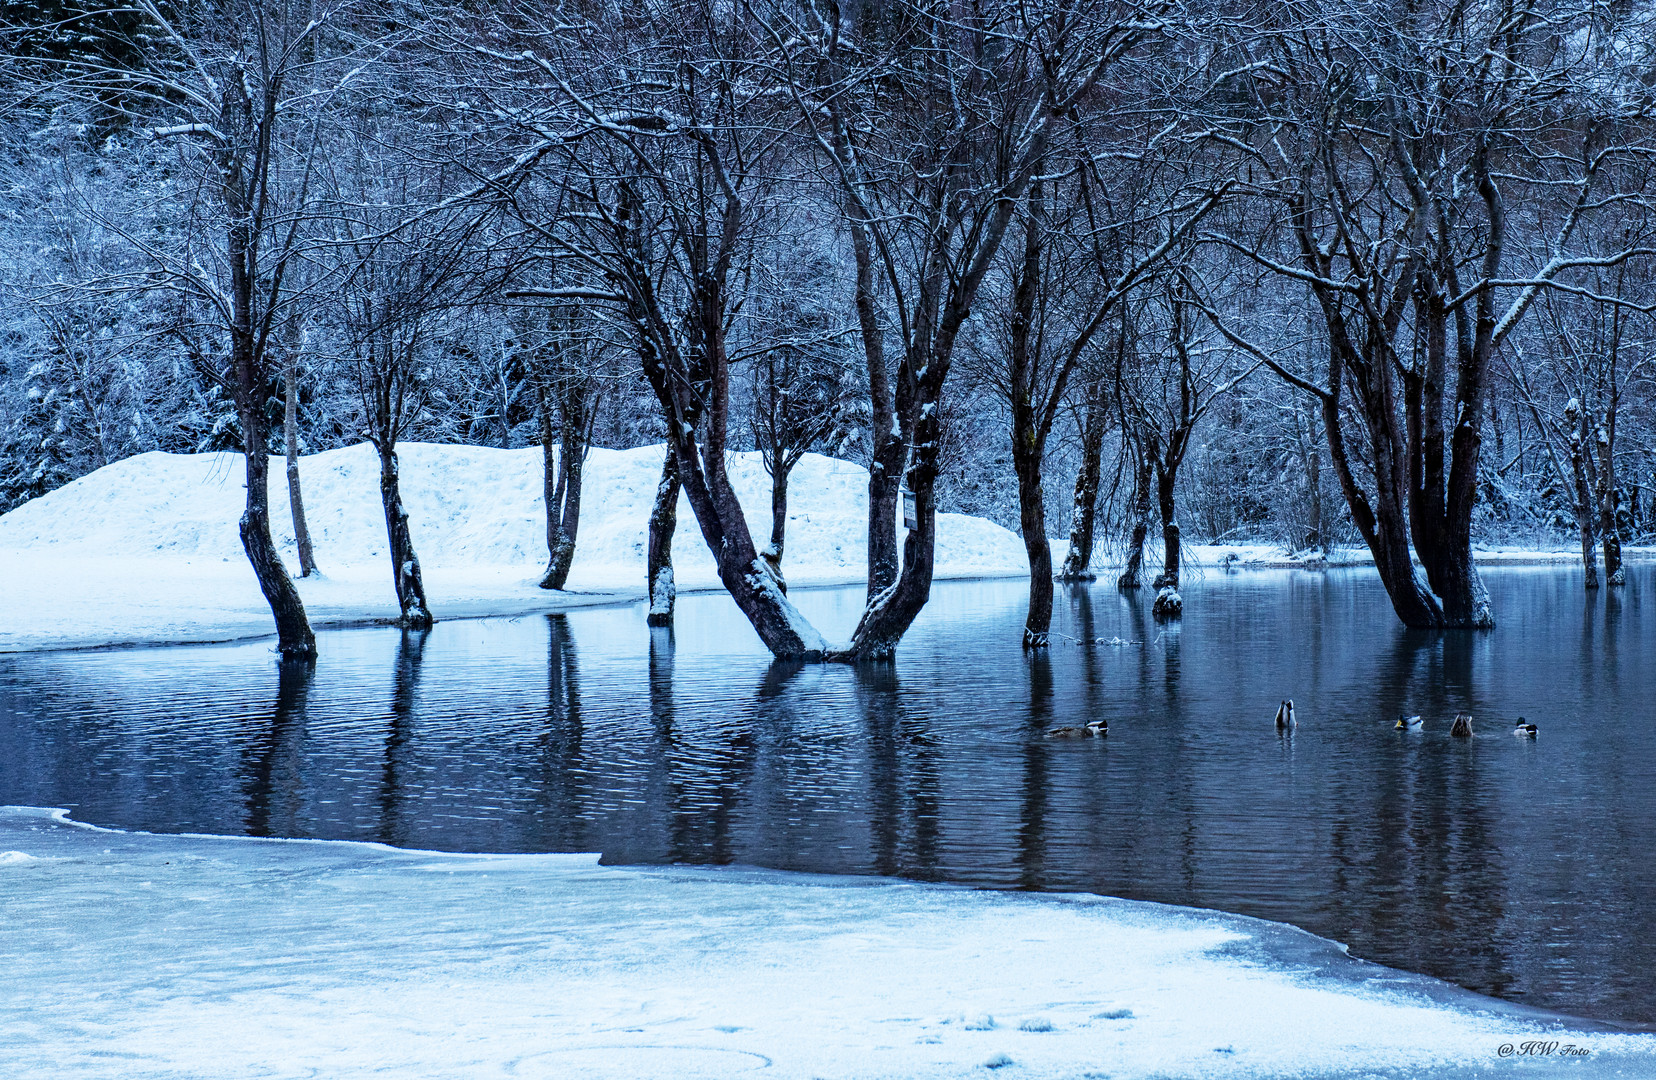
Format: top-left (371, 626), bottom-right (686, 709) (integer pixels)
top-left (1152, 466), bottom-right (1179, 591)
top-left (539, 393), bottom-right (586, 591)
top-left (378, 444), bottom-right (433, 629)
top-left (646, 444), bottom-right (680, 627)
top-left (1595, 417), bottom-right (1624, 586)
top-left (283, 353), bottom-right (317, 578)
top-left (238, 402), bottom-right (316, 658)
top-left (1014, 450), bottom-right (1053, 647)
top-left (1118, 454), bottom-right (1152, 590)
top-left (1058, 388), bottom-right (1108, 580)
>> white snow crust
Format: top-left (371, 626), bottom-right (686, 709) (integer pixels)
top-left (3, 806), bottom-right (1648, 1079)
top-left (0, 443), bottom-right (1028, 651)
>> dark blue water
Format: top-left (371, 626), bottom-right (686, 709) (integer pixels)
top-left (2, 567), bottom-right (1652, 1026)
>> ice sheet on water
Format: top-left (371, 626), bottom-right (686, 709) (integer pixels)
top-left (1, 805), bottom-right (1649, 1080)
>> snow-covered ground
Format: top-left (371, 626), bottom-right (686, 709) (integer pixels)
top-left (1, 441), bottom-right (1644, 652)
top-left (2, 805), bottom-right (1647, 1080)
top-left (0, 443), bottom-right (1029, 652)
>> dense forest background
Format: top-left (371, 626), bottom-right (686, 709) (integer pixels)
top-left (4, 0), bottom-right (1656, 654)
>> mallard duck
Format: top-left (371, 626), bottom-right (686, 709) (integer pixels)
top-left (1512, 718), bottom-right (1537, 738)
top-left (1274, 700), bottom-right (1295, 730)
top-left (1395, 714), bottom-right (1423, 730)
top-left (1047, 720), bottom-right (1107, 739)
top-left (1450, 713), bottom-right (1474, 737)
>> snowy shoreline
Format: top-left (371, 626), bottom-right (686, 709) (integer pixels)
top-left (3, 805), bottom-right (1651, 1080)
top-left (0, 441), bottom-right (1643, 654)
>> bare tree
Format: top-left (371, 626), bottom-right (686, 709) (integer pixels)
top-left (1208, 0), bottom-right (1656, 628)
top-left (1120, 275), bottom-right (1256, 617)
top-left (18, 0), bottom-right (374, 656)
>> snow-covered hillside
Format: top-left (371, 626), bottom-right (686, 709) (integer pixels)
top-left (0, 443), bottom-right (1028, 651)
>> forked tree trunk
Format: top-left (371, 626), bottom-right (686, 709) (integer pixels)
top-left (283, 355), bottom-right (317, 578)
top-left (1119, 455), bottom-right (1152, 590)
top-left (238, 404), bottom-right (315, 658)
top-left (646, 444), bottom-right (680, 627)
top-left (377, 444), bottom-right (433, 629)
top-left (1058, 391), bottom-right (1107, 580)
top-left (539, 397), bottom-right (585, 591)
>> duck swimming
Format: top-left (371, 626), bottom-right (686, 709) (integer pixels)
top-left (1512, 718), bottom-right (1538, 738)
top-left (1274, 700), bottom-right (1295, 730)
top-left (1450, 713), bottom-right (1474, 737)
top-left (1395, 714), bottom-right (1423, 730)
top-left (1047, 720), bottom-right (1107, 739)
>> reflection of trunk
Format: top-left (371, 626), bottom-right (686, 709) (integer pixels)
top-left (378, 444), bottom-right (433, 628)
top-left (283, 351), bottom-right (317, 578)
top-left (646, 444), bottom-right (680, 627)
top-left (238, 395), bottom-right (315, 658)
top-left (1058, 387), bottom-right (1107, 580)
top-left (1118, 453), bottom-right (1152, 590)
top-left (1595, 418), bottom-right (1623, 586)
top-left (538, 389), bottom-right (586, 591)
top-left (1568, 404), bottom-right (1600, 588)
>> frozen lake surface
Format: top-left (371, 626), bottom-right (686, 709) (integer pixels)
top-left (2, 566), bottom-right (1653, 1028)
top-left (2, 805), bottom-right (1650, 1079)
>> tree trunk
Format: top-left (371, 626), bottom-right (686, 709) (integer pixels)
top-left (378, 444), bottom-right (434, 629)
top-left (1569, 406), bottom-right (1600, 588)
top-left (1058, 388), bottom-right (1107, 580)
top-left (1118, 454), bottom-right (1152, 589)
top-left (762, 458), bottom-right (790, 595)
top-left (1595, 418), bottom-right (1624, 586)
top-left (539, 394), bottom-right (584, 591)
top-left (283, 354), bottom-right (318, 578)
top-left (238, 406), bottom-right (316, 658)
top-left (1152, 465), bottom-right (1179, 591)
top-left (1008, 183), bottom-right (1052, 649)
top-left (1015, 450), bottom-right (1053, 648)
top-left (646, 444), bottom-right (680, 627)
top-left (1300, 397), bottom-right (1325, 552)
top-left (667, 427), bottom-right (827, 658)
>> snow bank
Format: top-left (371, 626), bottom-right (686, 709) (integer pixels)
top-left (2, 806), bottom-right (1645, 1080)
top-left (0, 443), bottom-right (1028, 650)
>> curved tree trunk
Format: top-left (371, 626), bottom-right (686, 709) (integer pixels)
top-left (283, 356), bottom-right (317, 578)
top-left (238, 407), bottom-right (315, 658)
top-left (378, 444), bottom-right (433, 629)
top-left (666, 427), bottom-right (827, 658)
top-left (646, 444), bottom-right (680, 627)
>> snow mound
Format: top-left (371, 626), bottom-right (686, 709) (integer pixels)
top-left (0, 443), bottom-right (1027, 592)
